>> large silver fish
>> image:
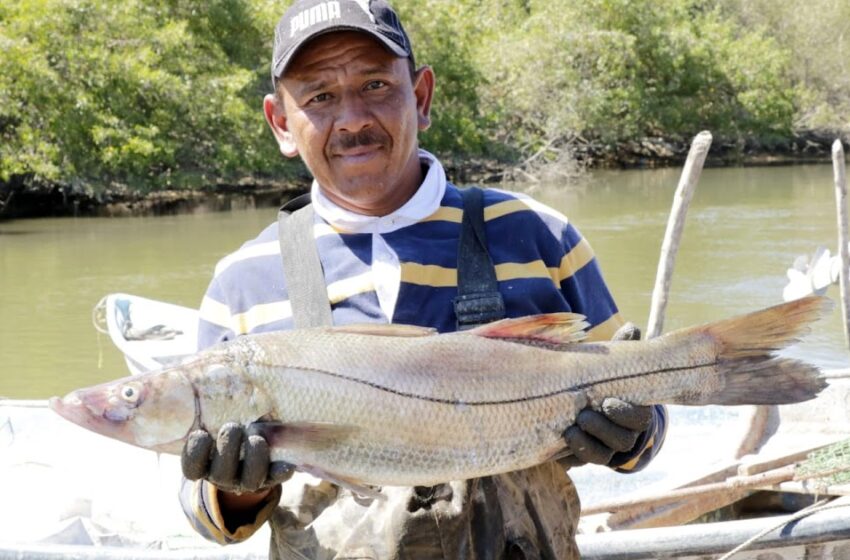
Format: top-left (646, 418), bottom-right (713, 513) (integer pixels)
top-left (51, 296), bottom-right (829, 488)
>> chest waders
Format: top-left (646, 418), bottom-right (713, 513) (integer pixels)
top-left (272, 189), bottom-right (574, 560)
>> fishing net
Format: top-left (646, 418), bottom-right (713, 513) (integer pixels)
top-left (797, 438), bottom-right (850, 490)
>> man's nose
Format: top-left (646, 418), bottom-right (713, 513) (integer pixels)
top-left (335, 91), bottom-right (372, 132)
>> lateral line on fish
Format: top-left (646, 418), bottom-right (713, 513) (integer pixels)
top-left (293, 360), bottom-right (718, 406)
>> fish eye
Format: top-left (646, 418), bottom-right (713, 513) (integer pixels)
top-left (119, 383), bottom-right (142, 404)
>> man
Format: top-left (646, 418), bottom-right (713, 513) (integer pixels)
top-left (180, 1), bottom-right (667, 558)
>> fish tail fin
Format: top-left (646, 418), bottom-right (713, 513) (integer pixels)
top-left (676, 295), bottom-right (831, 405)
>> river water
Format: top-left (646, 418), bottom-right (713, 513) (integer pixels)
top-left (1, 164), bottom-right (848, 400)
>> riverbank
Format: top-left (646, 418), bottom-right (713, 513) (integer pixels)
top-left (1, 131), bottom-right (845, 220)
top-left (577, 129), bottom-right (847, 169)
top-left (0, 177), bottom-right (310, 220)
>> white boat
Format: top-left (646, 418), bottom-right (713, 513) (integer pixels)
top-left (0, 398), bottom-right (270, 559)
top-left (0, 295), bottom-right (242, 557)
top-left (92, 293), bottom-right (199, 375)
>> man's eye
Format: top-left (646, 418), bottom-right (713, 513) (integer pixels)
top-left (364, 80), bottom-right (386, 91)
top-left (309, 92), bottom-right (331, 104)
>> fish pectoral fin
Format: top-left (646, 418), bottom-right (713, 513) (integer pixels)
top-left (257, 422), bottom-right (358, 451)
top-left (259, 423), bottom-right (383, 500)
top-left (467, 313), bottom-right (589, 345)
top-left (298, 464), bottom-right (385, 501)
top-left (329, 324), bottom-right (438, 337)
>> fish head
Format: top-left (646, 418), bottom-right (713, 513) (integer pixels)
top-left (49, 368), bottom-right (197, 454)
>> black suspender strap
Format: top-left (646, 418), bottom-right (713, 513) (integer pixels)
top-left (453, 187), bottom-right (506, 330)
top-left (278, 194), bottom-right (334, 328)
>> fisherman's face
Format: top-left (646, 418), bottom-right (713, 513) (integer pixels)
top-left (265, 32), bottom-right (435, 216)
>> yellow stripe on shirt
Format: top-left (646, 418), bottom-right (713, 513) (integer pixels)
top-left (401, 263), bottom-right (457, 287)
top-left (422, 206), bottom-right (463, 223)
top-left (484, 196), bottom-right (571, 225)
top-left (484, 199), bottom-right (529, 221)
top-left (327, 272), bottom-right (375, 304)
top-left (586, 312), bottom-right (625, 342)
top-left (199, 296), bottom-right (234, 329)
top-left (494, 260), bottom-right (557, 286)
top-left (557, 238), bottom-right (594, 282)
top-left (230, 301), bottom-right (293, 335)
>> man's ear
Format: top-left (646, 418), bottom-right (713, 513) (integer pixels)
top-left (263, 94), bottom-right (299, 158)
top-left (413, 65), bottom-right (435, 131)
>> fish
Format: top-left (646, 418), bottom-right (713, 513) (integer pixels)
top-left (50, 296), bottom-right (830, 488)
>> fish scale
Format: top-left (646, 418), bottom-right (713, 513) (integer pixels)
top-left (242, 354), bottom-right (578, 484)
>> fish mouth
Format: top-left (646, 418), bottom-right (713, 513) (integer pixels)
top-left (49, 393), bottom-right (85, 423)
top-left (49, 391), bottom-right (133, 442)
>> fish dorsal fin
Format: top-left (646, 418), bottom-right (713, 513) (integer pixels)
top-left (468, 313), bottom-right (588, 345)
top-left (330, 324), bottom-right (437, 337)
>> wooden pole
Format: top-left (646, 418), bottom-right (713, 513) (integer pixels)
top-left (583, 465), bottom-right (796, 515)
top-left (833, 140), bottom-right (850, 350)
top-left (646, 131), bottom-right (712, 339)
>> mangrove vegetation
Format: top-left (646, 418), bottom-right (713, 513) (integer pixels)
top-left (1, 0), bottom-right (848, 208)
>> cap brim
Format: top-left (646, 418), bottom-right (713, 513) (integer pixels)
top-left (272, 24), bottom-right (410, 79)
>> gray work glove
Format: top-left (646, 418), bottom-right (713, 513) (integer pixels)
top-left (560, 322), bottom-right (654, 468)
top-left (182, 422), bottom-right (295, 494)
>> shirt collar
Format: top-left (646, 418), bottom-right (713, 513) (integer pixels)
top-left (311, 149), bottom-right (447, 234)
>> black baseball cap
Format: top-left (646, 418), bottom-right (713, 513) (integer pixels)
top-left (271, 0), bottom-right (414, 83)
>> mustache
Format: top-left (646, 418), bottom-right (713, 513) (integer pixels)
top-left (330, 129), bottom-right (390, 153)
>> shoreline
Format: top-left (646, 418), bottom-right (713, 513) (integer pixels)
top-left (1, 131), bottom-right (845, 220)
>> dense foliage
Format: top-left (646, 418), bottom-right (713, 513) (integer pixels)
top-left (0, 0), bottom-right (286, 191)
top-left (0, 0), bottom-right (846, 192)
top-left (717, 0), bottom-right (850, 132)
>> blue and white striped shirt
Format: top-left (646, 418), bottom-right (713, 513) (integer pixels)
top-left (198, 151), bottom-right (625, 347)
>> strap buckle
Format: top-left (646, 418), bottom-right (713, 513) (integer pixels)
top-left (454, 292), bottom-right (506, 330)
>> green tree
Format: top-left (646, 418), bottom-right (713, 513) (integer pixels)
top-left (718, 0), bottom-right (850, 132)
top-left (395, 0), bottom-right (495, 158)
top-left (0, 0), bottom-right (288, 192)
top-left (470, 0), bottom-right (795, 153)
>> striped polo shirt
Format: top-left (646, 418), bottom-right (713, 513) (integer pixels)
top-left (198, 150), bottom-right (625, 347)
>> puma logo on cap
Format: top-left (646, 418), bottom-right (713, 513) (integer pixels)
top-left (290, 1), bottom-right (342, 37)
